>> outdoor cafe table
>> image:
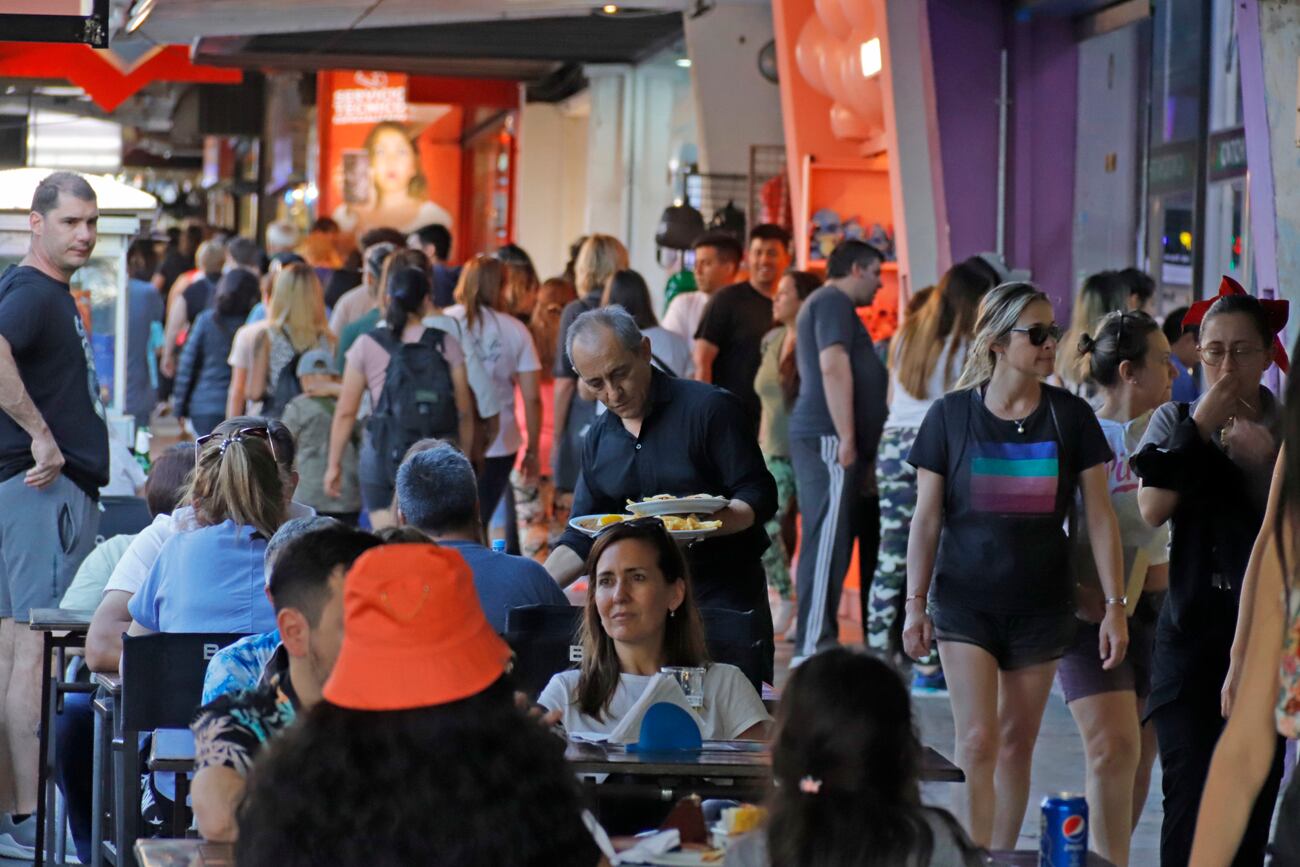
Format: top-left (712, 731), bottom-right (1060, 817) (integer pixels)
top-left (134, 838), bottom-right (1114, 865)
top-left (29, 607), bottom-right (94, 867)
top-left (564, 740), bottom-right (964, 783)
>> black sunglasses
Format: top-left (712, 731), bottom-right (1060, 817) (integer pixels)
top-left (194, 426), bottom-right (277, 468)
top-left (597, 515), bottom-right (668, 536)
top-left (1009, 323), bottom-right (1063, 346)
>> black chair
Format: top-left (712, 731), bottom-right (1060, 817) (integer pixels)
top-left (97, 496), bottom-right (152, 544)
top-left (106, 632), bottom-right (244, 866)
top-left (504, 604), bottom-right (583, 700)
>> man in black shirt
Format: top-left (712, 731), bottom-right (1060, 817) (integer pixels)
top-left (692, 224), bottom-right (790, 431)
top-left (0, 171), bottom-right (108, 853)
top-left (544, 306), bottom-right (778, 680)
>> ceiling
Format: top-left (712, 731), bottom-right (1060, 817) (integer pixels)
top-left (118, 0), bottom-right (729, 43)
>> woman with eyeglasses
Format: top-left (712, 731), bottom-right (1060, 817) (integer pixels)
top-left (1053, 311), bottom-right (1176, 867)
top-left (902, 282), bottom-right (1127, 849)
top-left (536, 519), bottom-right (771, 742)
top-left (1131, 283), bottom-right (1287, 866)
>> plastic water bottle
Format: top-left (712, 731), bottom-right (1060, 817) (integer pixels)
top-left (491, 539), bottom-right (507, 554)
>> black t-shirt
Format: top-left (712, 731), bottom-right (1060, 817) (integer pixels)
top-left (907, 385), bottom-right (1111, 614)
top-left (155, 250), bottom-right (193, 296)
top-left (695, 281), bottom-right (773, 429)
top-left (0, 266), bottom-right (109, 499)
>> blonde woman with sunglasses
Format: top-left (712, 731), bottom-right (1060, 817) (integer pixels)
top-left (902, 282), bottom-right (1127, 850)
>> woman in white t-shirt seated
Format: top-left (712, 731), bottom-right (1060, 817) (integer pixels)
top-left (538, 519), bottom-right (770, 740)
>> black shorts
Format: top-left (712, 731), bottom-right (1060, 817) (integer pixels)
top-left (1056, 593), bottom-right (1160, 704)
top-left (931, 602), bottom-right (1077, 671)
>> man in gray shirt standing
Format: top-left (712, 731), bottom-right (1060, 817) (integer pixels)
top-left (787, 240), bottom-right (887, 665)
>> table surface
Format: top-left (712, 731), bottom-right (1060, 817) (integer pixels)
top-left (134, 838), bottom-right (1113, 866)
top-left (987, 851), bottom-right (1115, 866)
top-left (564, 740), bottom-right (962, 783)
top-left (151, 728), bottom-right (196, 772)
top-left (135, 839), bottom-right (233, 866)
top-left (28, 607), bottom-right (93, 632)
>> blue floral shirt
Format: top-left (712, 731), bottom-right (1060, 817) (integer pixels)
top-left (191, 643), bottom-right (297, 776)
top-left (201, 630), bottom-right (281, 705)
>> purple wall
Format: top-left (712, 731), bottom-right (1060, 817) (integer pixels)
top-left (928, 0), bottom-right (1002, 262)
top-left (1008, 16), bottom-right (1079, 317)
top-left (926, 2), bottom-right (1079, 318)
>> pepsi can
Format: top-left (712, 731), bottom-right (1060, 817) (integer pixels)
top-left (1040, 792), bottom-right (1088, 867)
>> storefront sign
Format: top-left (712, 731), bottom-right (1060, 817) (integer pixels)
top-left (1148, 140), bottom-right (1197, 194)
top-left (330, 71), bottom-right (410, 126)
top-left (1209, 127), bottom-right (1247, 181)
top-left (317, 70), bottom-right (462, 240)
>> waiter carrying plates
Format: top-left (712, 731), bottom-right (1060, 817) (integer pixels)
top-left (544, 306), bottom-right (778, 681)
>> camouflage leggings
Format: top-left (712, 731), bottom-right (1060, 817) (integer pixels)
top-left (870, 426), bottom-right (937, 665)
top-left (760, 454), bottom-right (796, 599)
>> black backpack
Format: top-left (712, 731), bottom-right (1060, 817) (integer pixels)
top-left (365, 327), bottom-right (459, 483)
top-left (260, 328), bottom-right (307, 419)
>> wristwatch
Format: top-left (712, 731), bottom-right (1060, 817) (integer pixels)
top-left (1105, 595), bottom-right (1128, 607)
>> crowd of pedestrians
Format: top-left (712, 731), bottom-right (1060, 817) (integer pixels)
top-left (0, 169), bottom-right (1296, 867)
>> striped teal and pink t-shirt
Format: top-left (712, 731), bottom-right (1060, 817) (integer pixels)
top-left (969, 440), bottom-right (1059, 514)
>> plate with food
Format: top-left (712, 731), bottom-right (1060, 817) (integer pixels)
top-left (569, 514), bottom-right (631, 537)
top-left (626, 494), bottom-right (729, 517)
top-left (569, 513), bottom-right (724, 541)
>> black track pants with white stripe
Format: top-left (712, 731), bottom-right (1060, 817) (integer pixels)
top-left (790, 434), bottom-right (859, 661)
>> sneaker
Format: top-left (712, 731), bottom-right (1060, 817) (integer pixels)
top-left (0, 812), bottom-right (37, 861)
top-left (911, 668), bottom-right (948, 696)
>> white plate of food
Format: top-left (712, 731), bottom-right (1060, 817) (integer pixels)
top-left (569, 513), bottom-right (724, 542)
top-left (626, 494), bottom-right (729, 517)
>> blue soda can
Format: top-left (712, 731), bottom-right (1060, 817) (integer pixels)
top-left (1040, 792), bottom-right (1088, 867)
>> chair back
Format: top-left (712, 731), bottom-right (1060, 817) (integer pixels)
top-left (97, 496), bottom-right (152, 544)
top-left (699, 608), bottom-right (765, 692)
top-left (504, 604), bottom-right (583, 700)
top-left (120, 632), bottom-right (245, 731)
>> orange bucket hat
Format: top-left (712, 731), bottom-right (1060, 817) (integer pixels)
top-left (323, 543), bottom-right (512, 711)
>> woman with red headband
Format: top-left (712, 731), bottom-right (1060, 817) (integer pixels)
top-left (1132, 278), bottom-right (1287, 866)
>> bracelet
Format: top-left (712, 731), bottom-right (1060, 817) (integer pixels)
top-left (1105, 595), bottom-right (1128, 607)
top-left (904, 594), bottom-right (927, 603)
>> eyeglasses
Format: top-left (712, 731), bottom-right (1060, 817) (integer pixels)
top-left (1198, 344), bottom-right (1266, 367)
top-left (1009, 323), bottom-right (1063, 346)
top-left (194, 425), bottom-right (277, 469)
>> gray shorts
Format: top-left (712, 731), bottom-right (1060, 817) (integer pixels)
top-left (0, 473), bottom-right (99, 622)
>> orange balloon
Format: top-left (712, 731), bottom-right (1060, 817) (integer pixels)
top-left (840, 0), bottom-right (876, 34)
top-left (840, 30), bottom-right (882, 119)
top-left (829, 101), bottom-right (870, 141)
top-left (795, 15), bottom-right (831, 97)
top-left (819, 34), bottom-right (850, 106)
top-left (814, 0), bottom-right (852, 36)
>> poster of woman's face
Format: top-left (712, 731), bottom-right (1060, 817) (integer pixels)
top-left (329, 116), bottom-right (458, 237)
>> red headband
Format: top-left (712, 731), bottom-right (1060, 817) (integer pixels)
top-left (1183, 275), bottom-right (1290, 374)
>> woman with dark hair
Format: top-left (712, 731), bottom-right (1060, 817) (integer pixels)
top-left (326, 265), bottom-right (473, 528)
top-left (497, 243), bottom-right (540, 321)
top-left (537, 519), bottom-right (770, 739)
top-left (1132, 279), bottom-right (1288, 866)
top-left (174, 270), bottom-right (263, 436)
top-left (447, 255), bottom-right (543, 529)
top-left (725, 648), bottom-right (982, 867)
top-left (602, 269), bottom-right (692, 378)
top-left (1056, 311), bottom-right (1176, 866)
top-left (753, 269), bottom-right (820, 636)
top-left (877, 262), bottom-right (994, 687)
top-left (236, 543), bottom-right (600, 867)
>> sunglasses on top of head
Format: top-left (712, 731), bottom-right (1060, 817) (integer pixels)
top-left (194, 425), bottom-right (277, 467)
top-left (1009, 323), bottom-right (1063, 347)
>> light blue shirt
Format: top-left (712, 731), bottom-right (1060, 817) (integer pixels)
top-left (128, 520), bottom-right (276, 635)
top-left (246, 302), bottom-right (267, 325)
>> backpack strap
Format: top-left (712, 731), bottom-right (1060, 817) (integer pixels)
top-left (650, 352), bottom-right (679, 378)
top-left (940, 388), bottom-right (973, 478)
